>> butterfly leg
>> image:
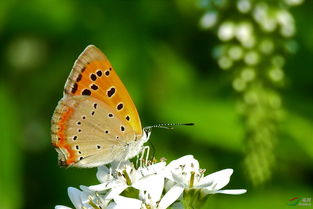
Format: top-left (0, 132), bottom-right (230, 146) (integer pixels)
top-left (139, 146), bottom-right (150, 167)
top-left (144, 146), bottom-right (150, 166)
top-left (139, 150), bottom-right (144, 168)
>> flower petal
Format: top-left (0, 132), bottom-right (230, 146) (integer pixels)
top-left (171, 172), bottom-right (188, 187)
top-left (158, 184), bottom-right (184, 209)
top-left (105, 185), bottom-right (128, 200)
top-left (67, 187), bottom-right (82, 209)
top-left (112, 195), bottom-right (142, 209)
top-left (200, 169), bottom-right (233, 190)
top-left (134, 174), bottom-right (164, 203)
top-left (89, 180), bottom-right (124, 192)
top-left (164, 155), bottom-right (200, 185)
top-left (166, 155), bottom-right (195, 170)
top-left (164, 179), bottom-right (176, 192)
top-left (55, 205), bottom-right (73, 209)
top-left (215, 189), bottom-right (247, 195)
top-left (96, 166), bottom-right (111, 183)
top-left (140, 162), bottom-right (166, 176)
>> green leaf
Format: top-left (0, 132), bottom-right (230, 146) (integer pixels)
top-left (120, 187), bottom-right (140, 199)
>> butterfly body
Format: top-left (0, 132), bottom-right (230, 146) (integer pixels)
top-left (51, 45), bottom-right (149, 168)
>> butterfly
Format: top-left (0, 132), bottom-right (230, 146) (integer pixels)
top-left (51, 45), bottom-right (193, 168)
top-left (51, 45), bottom-right (152, 168)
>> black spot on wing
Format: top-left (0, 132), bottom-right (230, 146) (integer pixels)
top-left (82, 89), bottom-right (91, 96)
top-left (91, 84), bottom-right (98, 90)
top-left (76, 74), bottom-right (82, 82)
top-left (96, 70), bottom-right (102, 77)
top-left (90, 74), bottom-right (97, 81)
top-left (71, 83), bottom-right (78, 93)
top-left (107, 87), bottom-right (115, 97)
top-left (117, 103), bottom-right (123, 110)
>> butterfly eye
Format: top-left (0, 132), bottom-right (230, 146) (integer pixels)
top-left (144, 128), bottom-right (151, 138)
top-left (121, 126), bottom-right (125, 132)
top-left (105, 70), bottom-right (110, 76)
top-left (126, 115), bottom-right (130, 121)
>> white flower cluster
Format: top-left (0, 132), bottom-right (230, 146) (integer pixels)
top-left (199, 0), bottom-right (303, 185)
top-left (55, 155), bottom-right (246, 209)
top-left (200, 0), bottom-right (300, 37)
top-left (199, 0), bottom-right (303, 87)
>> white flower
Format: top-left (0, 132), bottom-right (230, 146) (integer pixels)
top-left (58, 186), bottom-right (112, 209)
top-left (233, 78), bottom-right (246, 92)
top-left (268, 67), bottom-right (284, 82)
top-left (276, 9), bottom-right (295, 37)
top-left (55, 156), bottom-right (247, 209)
top-left (244, 51), bottom-right (259, 65)
top-left (237, 0), bottom-right (251, 13)
top-left (200, 12), bottom-right (218, 29)
top-left (90, 161), bottom-right (174, 209)
top-left (218, 56), bottom-right (233, 70)
top-left (135, 173), bottom-right (168, 209)
top-left (55, 206), bottom-right (72, 209)
top-left (89, 161), bottom-right (142, 199)
top-left (284, 0), bottom-right (304, 6)
top-left (109, 195), bottom-right (142, 209)
top-left (218, 21), bottom-right (235, 41)
top-left (163, 155), bottom-right (247, 198)
top-left (235, 22), bottom-right (255, 48)
top-left (241, 67), bottom-right (255, 82)
top-left (253, 3), bottom-right (268, 23)
top-left (228, 46), bottom-right (244, 61)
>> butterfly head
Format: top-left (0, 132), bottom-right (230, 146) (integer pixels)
top-left (143, 126), bottom-right (152, 140)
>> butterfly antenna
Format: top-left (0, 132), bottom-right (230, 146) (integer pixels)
top-left (144, 123), bottom-right (194, 130)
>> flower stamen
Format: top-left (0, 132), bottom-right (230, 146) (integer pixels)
top-left (122, 169), bottom-right (132, 185)
top-left (189, 171), bottom-right (195, 188)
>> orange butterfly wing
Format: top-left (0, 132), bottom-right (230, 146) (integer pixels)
top-left (64, 45), bottom-right (142, 136)
top-left (51, 45), bottom-right (143, 166)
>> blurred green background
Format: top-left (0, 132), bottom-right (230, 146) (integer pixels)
top-left (0, 0), bottom-right (312, 209)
